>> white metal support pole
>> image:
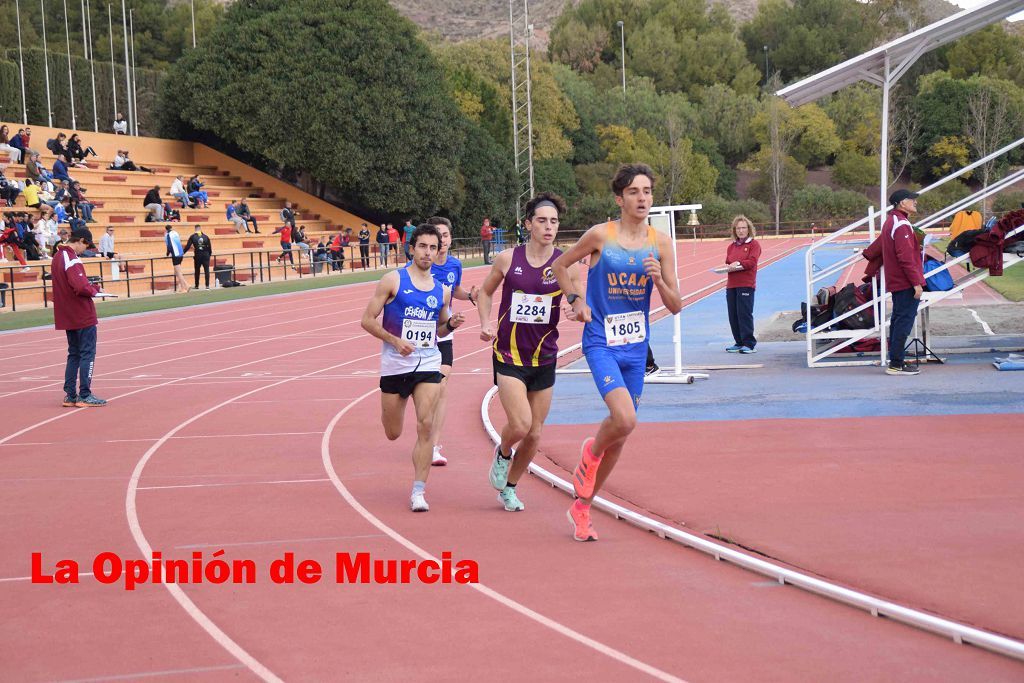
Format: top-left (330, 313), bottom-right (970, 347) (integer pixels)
top-left (191, 0), bottom-right (196, 48)
top-left (523, 9), bottom-right (535, 196)
top-left (15, 0), bottom-right (28, 124)
top-left (86, 0), bottom-right (98, 131)
top-left (879, 53), bottom-right (891, 218)
top-left (41, 0), bottom-right (53, 126)
top-left (129, 8), bottom-right (138, 135)
top-left (79, 0), bottom-right (88, 59)
top-left (617, 20), bottom-right (625, 96)
top-left (120, 0), bottom-right (132, 135)
top-left (108, 4), bottom-right (116, 124)
top-left (63, 0), bottom-right (76, 129)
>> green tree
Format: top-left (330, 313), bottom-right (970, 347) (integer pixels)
top-left (752, 101), bottom-right (841, 168)
top-left (832, 150), bottom-right (880, 194)
top-left (926, 136), bottom-right (971, 179)
top-left (162, 0), bottom-right (489, 218)
top-left (946, 25), bottom-right (1024, 89)
top-left (694, 84), bottom-right (760, 164)
top-left (823, 83), bottom-right (881, 155)
top-left (741, 0), bottom-right (874, 83)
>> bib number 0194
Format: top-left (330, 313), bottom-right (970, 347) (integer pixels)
top-left (604, 311), bottom-right (645, 347)
top-left (402, 319), bottom-right (436, 348)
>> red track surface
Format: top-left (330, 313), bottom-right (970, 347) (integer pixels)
top-left (2, 239), bottom-right (1021, 681)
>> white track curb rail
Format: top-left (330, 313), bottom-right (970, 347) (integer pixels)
top-left (480, 279), bottom-right (1024, 663)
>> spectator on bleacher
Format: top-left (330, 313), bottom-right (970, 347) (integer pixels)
top-left (113, 113), bottom-right (128, 135)
top-left (313, 237), bottom-right (329, 273)
top-left (98, 226), bottom-right (117, 259)
top-left (293, 224), bottom-right (311, 263)
top-left (724, 215), bottom-right (762, 354)
top-left (9, 127), bottom-right (30, 160)
top-left (187, 175), bottom-right (209, 208)
top-left (52, 228), bottom-right (70, 256)
top-left (165, 225), bottom-right (190, 292)
top-left (32, 211), bottom-right (51, 258)
top-left (111, 150), bottom-right (154, 174)
top-left (26, 152), bottom-right (53, 184)
top-left (480, 217), bottom-right (494, 264)
top-left (183, 224), bottom-right (213, 289)
top-left (328, 232), bottom-right (344, 271)
top-left (273, 223), bottom-right (294, 264)
top-left (0, 170), bottom-right (20, 206)
top-left (69, 181), bottom-right (95, 223)
top-left (52, 157), bottom-right (74, 184)
top-left (67, 134), bottom-right (98, 162)
top-left (386, 223), bottom-right (399, 260)
top-left (375, 223), bottom-right (389, 267)
top-left (170, 175), bottom-right (190, 208)
top-left (0, 219), bottom-right (30, 270)
top-left (46, 132), bottom-right (69, 161)
top-left (143, 186), bottom-right (165, 222)
top-left (0, 125), bottom-right (22, 164)
top-left (53, 196), bottom-right (72, 224)
top-left (236, 199), bottom-right (259, 233)
top-left (22, 179), bottom-right (41, 210)
top-left (226, 200), bottom-right (250, 234)
top-left (881, 190), bottom-right (925, 376)
top-left (358, 223), bottom-right (370, 268)
top-left (402, 219), bottom-right (415, 261)
top-left (280, 201), bottom-right (297, 229)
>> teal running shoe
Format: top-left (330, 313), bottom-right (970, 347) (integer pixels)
top-left (498, 487), bottom-right (525, 512)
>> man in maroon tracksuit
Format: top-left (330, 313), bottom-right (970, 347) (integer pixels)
top-left (881, 189), bottom-right (925, 376)
top-left (52, 228), bottom-right (107, 406)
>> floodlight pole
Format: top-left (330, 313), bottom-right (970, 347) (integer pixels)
top-left (15, 0), bottom-right (28, 124)
top-left (617, 21), bottom-right (625, 96)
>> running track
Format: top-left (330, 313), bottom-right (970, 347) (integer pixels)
top-left (1, 239), bottom-right (1020, 681)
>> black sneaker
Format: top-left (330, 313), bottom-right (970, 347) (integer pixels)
top-left (75, 394), bottom-right (108, 407)
top-left (885, 362), bottom-right (920, 376)
top-left (62, 394), bottom-right (78, 407)
top-left (645, 362), bottom-right (660, 377)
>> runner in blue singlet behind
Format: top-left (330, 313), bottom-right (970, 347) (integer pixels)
top-left (552, 163), bottom-right (683, 541)
top-left (362, 224), bottom-right (466, 512)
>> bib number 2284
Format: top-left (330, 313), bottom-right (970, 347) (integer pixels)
top-left (402, 319), bottom-right (436, 348)
top-left (510, 292), bottom-right (553, 324)
top-left (604, 311), bottom-right (645, 347)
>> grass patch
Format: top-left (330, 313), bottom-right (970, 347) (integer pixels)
top-left (1, 257), bottom-right (487, 332)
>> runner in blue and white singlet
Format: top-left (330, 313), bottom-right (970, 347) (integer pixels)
top-left (362, 224), bottom-right (466, 513)
top-left (552, 164), bottom-right (682, 542)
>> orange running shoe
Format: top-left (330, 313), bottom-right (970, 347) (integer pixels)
top-left (572, 437), bottom-right (600, 499)
top-left (566, 499), bottom-right (598, 542)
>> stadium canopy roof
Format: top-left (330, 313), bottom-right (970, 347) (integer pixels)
top-left (777, 0), bottom-right (1024, 106)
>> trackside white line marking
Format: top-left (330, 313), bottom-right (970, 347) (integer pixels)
top-left (50, 663), bottom-right (245, 682)
top-left (125, 345), bottom-right (393, 683)
top-left (321, 386), bottom-right (686, 683)
top-left (138, 478), bottom-right (330, 491)
top-left (967, 308), bottom-right (995, 336)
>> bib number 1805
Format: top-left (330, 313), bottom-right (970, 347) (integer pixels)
top-left (604, 311), bottom-right (645, 347)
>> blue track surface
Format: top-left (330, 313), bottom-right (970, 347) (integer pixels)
top-left (547, 247), bottom-right (1024, 424)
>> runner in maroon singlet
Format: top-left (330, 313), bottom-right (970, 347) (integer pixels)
top-left (477, 192), bottom-right (582, 511)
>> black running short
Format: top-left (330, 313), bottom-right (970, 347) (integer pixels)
top-left (379, 370), bottom-right (443, 399)
top-left (438, 339), bottom-right (454, 367)
top-left (171, 256), bottom-right (183, 266)
top-left (493, 358), bottom-right (556, 393)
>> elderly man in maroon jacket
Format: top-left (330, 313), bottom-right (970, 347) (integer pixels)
top-left (52, 228), bottom-right (107, 406)
top-left (881, 189), bottom-right (926, 376)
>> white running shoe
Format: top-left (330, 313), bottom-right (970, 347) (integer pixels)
top-left (431, 445), bottom-right (448, 466)
top-left (410, 491), bottom-right (429, 512)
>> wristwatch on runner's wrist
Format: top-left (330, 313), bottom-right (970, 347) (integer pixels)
top-left (566, 293), bottom-right (580, 305)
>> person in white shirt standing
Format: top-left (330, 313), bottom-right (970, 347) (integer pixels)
top-left (99, 227), bottom-right (116, 259)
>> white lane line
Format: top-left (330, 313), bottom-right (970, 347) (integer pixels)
top-left (138, 478), bottom-right (330, 491)
top-left (176, 533), bottom-right (385, 550)
top-left (124, 347), bottom-right (391, 683)
top-left (321, 389), bottom-right (686, 682)
top-left (50, 663), bottom-right (245, 682)
top-left (967, 308), bottom-right (995, 336)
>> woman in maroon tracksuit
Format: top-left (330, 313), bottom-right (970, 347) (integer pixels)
top-left (724, 215), bottom-right (762, 354)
